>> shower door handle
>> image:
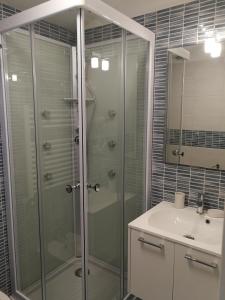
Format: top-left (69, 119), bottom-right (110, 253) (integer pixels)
top-left (87, 183), bottom-right (100, 192)
top-left (66, 183), bottom-right (80, 193)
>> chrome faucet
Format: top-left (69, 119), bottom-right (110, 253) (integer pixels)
top-left (196, 192), bottom-right (205, 214)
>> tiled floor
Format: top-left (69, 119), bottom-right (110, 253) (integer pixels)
top-left (27, 261), bottom-right (120, 300)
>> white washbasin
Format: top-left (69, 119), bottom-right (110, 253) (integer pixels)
top-left (147, 205), bottom-right (223, 246)
top-left (0, 292), bottom-right (10, 300)
top-left (148, 207), bottom-right (199, 235)
top-left (128, 201), bottom-right (224, 256)
top-left (193, 217), bottom-right (224, 245)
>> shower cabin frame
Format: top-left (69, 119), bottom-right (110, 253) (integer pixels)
top-left (0, 0), bottom-right (155, 299)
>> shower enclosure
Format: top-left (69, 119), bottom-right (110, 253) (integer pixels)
top-left (0, 1), bottom-right (155, 299)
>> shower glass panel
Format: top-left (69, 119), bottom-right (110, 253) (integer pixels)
top-left (123, 33), bottom-right (149, 293)
top-left (2, 9), bottom-right (82, 300)
top-left (31, 14), bottom-right (80, 300)
top-left (2, 29), bottom-right (42, 297)
top-left (84, 12), bottom-right (123, 300)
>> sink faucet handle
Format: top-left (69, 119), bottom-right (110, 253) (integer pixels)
top-left (196, 192), bottom-right (205, 214)
top-left (198, 192), bottom-right (204, 196)
top-left (197, 192), bottom-right (204, 202)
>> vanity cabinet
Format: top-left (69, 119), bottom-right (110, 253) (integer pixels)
top-left (128, 229), bottom-right (221, 300)
top-left (173, 244), bottom-right (221, 300)
top-left (129, 229), bottom-right (174, 300)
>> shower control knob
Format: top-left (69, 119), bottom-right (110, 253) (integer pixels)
top-left (41, 110), bottom-right (51, 120)
top-left (108, 140), bottom-right (116, 148)
top-left (87, 183), bottom-right (100, 192)
top-left (66, 183), bottom-right (80, 193)
top-left (108, 169), bottom-right (116, 178)
top-left (108, 110), bottom-right (116, 118)
top-left (44, 173), bottom-right (53, 181)
top-left (43, 142), bottom-right (52, 150)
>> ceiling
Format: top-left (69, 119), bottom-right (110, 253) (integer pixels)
top-left (2, 0), bottom-right (193, 29)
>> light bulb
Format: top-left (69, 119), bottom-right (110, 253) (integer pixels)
top-left (102, 59), bottom-right (109, 71)
top-left (210, 42), bottom-right (222, 58)
top-left (204, 37), bottom-right (216, 53)
top-left (11, 74), bottom-right (18, 82)
top-left (91, 57), bottom-right (99, 69)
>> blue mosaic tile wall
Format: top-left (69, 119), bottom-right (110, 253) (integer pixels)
top-left (148, 0), bottom-right (225, 209)
top-left (167, 129), bottom-right (225, 149)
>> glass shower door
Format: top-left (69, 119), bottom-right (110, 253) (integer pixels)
top-left (83, 13), bottom-right (151, 300)
top-left (84, 12), bottom-right (124, 300)
top-left (2, 9), bottom-right (84, 300)
top-left (33, 27), bottom-right (81, 300)
top-left (2, 28), bottom-right (43, 297)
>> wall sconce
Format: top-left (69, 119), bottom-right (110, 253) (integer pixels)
top-left (11, 74), bottom-right (18, 82)
top-left (102, 59), bottom-right (109, 71)
top-left (91, 57), bottom-right (99, 69)
top-left (204, 37), bottom-right (216, 53)
top-left (204, 33), bottom-right (222, 58)
top-left (210, 41), bottom-right (222, 58)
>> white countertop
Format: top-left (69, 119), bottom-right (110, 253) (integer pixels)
top-left (129, 201), bottom-right (224, 257)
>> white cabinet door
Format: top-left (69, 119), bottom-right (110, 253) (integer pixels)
top-left (129, 229), bottom-right (174, 300)
top-left (173, 244), bottom-right (221, 300)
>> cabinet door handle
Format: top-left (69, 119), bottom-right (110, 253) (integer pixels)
top-left (184, 254), bottom-right (217, 269)
top-left (138, 237), bottom-right (164, 250)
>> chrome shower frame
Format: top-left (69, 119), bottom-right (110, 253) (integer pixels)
top-left (0, 0), bottom-right (155, 299)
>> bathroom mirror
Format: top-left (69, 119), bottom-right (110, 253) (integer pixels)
top-left (166, 41), bottom-right (225, 170)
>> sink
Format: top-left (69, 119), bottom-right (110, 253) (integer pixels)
top-left (148, 207), bottom-right (199, 235)
top-left (128, 201), bottom-right (224, 255)
top-left (148, 206), bottom-right (223, 246)
top-left (193, 217), bottom-right (224, 245)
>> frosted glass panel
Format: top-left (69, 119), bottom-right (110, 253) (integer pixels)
top-left (34, 36), bottom-right (74, 272)
top-left (4, 26), bottom-right (80, 300)
top-left (85, 15), bottom-right (123, 300)
top-left (125, 35), bottom-right (149, 217)
top-left (3, 30), bottom-right (42, 293)
top-left (33, 27), bottom-right (80, 300)
top-left (124, 34), bottom-right (149, 293)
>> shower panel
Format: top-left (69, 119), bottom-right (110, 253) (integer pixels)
top-left (0, 2), bottom-right (155, 300)
top-left (2, 25), bottom-right (81, 299)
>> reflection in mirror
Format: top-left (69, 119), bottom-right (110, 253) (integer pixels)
top-left (166, 41), bottom-right (225, 170)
